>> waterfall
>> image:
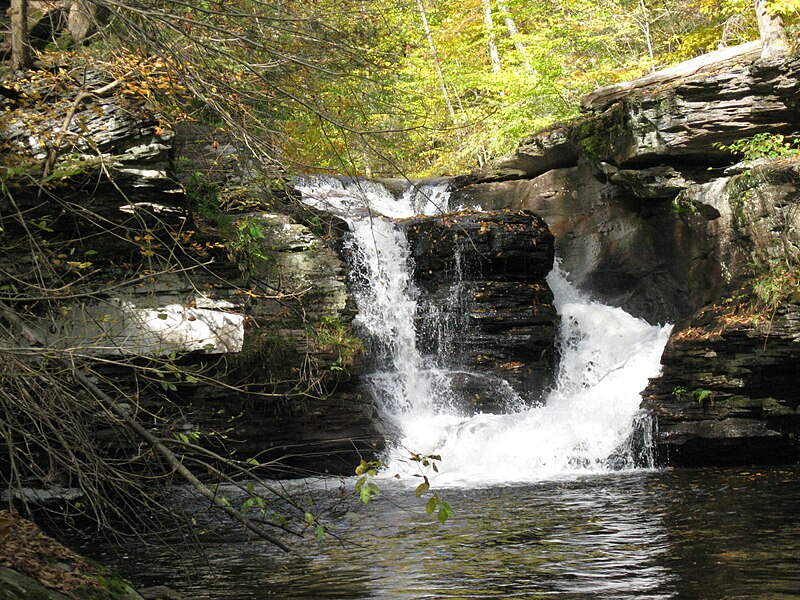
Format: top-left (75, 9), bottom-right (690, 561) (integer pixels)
top-left (295, 176), bottom-right (671, 486)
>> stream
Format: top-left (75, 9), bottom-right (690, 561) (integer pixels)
top-left (91, 466), bottom-right (800, 599)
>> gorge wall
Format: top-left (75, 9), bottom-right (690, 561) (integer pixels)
top-left (0, 71), bottom-right (386, 477)
top-left (452, 48), bottom-right (800, 466)
top-left (4, 47), bottom-right (800, 483)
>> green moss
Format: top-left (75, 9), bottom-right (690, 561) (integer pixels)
top-left (751, 265), bottom-right (800, 313)
top-left (569, 104), bottom-right (629, 161)
top-left (311, 316), bottom-right (364, 373)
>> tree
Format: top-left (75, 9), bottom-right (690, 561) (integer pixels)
top-left (0, 6), bottom-right (391, 546)
top-left (68, 0), bottom-right (105, 44)
top-left (754, 0), bottom-right (790, 58)
top-left (482, 0), bottom-right (501, 72)
top-left (9, 0), bottom-right (33, 70)
top-left (416, 0), bottom-right (456, 120)
top-left (496, 1), bottom-right (533, 73)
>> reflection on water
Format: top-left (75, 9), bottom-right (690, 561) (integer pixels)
top-left (86, 466), bottom-right (800, 599)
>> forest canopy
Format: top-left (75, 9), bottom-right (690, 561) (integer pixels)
top-left (3, 0), bottom-right (799, 176)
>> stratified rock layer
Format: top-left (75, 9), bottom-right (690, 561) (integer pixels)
top-left (642, 304), bottom-right (800, 466)
top-left (0, 70), bottom-right (386, 478)
top-left (452, 52), bottom-right (800, 467)
top-left (403, 211), bottom-right (557, 410)
top-left (452, 55), bottom-right (800, 325)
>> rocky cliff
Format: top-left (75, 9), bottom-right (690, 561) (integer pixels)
top-left (4, 46), bottom-right (799, 480)
top-left (452, 47), bottom-right (800, 466)
top-left (403, 211), bottom-right (557, 410)
top-left (0, 68), bottom-right (387, 478)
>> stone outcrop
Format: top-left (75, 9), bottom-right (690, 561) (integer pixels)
top-left (466, 48), bottom-right (800, 182)
top-left (642, 303), bottom-right (800, 466)
top-left (641, 157), bottom-right (800, 465)
top-left (452, 162), bottom-right (720, 323)
top-left (452, 54), bottom-right (800, 325)
top-left (0, 69), bottom-right (386, 479)
top-left (451, 51), bottom-right (800, 466)
top-left (403, 211), bottom-right (557, 410)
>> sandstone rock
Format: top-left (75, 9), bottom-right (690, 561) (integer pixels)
top-left (452, 163), bottom-right (721, 324)
top-left (403, 211), bottom-right (557, 409)
top-left (0, 73), bottom-right (387, 479)
top-left (453, 52), bottom-right (800, 466)
top-left (641, 303), bottom-right (800, 466)
top-left (467, 55), bottom-right (800, 181)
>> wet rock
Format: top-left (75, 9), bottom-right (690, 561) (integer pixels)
top-left (641, 304), bottom-right (800, 466)
top-left (452, 56), bottom-right (800, 325)
top-left (139, 586), bottom-right (185, 600)
top-left (452, 51), bottom-right (800, 466)
top-left (0, 73), bottom-right (387, 478)
top-left (452, 163), bottom-right (721, 324)
top-left (403, 211), bottom-right (557, 408)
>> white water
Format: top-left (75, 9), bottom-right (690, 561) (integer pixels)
top-left (295, 176), bottom-right (671, 487)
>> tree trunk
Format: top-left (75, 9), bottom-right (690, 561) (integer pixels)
top-left (754, 0), bottom-right (789, 60)
top-left (10, 0), bottom-right (33, 70)
top-left (416, 0), bottom-right (456, 120)
top-left (580, 41), bottom-right (761, 112)
top-left (482, 0), bottom-right (501, 73)
top-left (496, 1), bottom-right (533, 74)
top-left (638, 0), bottom-right (656, 73)
top-left (68, 0), bottom-right (102, 44)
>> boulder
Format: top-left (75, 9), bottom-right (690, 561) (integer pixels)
top-left (452, 162), bottom-right (721, 324)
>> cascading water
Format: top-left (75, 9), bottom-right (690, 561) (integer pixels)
top-left (295, 176), bottom-right (672, 486)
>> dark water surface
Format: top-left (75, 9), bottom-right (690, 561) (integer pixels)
top-left (88, 466), bottom-right (800, 599)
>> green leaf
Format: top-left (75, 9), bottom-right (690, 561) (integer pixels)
top-left (437, 501), bottom-right (454, 525)
top-left (315, 524), bottom-right (325, 540)
top-left (425, 496), bottom-right (439, 515)
top-left (305, 511), bottom-right (315, 525)
top-left (415, 481), bottom-right (429, 498)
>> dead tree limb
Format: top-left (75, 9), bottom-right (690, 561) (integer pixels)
top-left (580, 41), bottom-right (761, 112)
top-left (0, 301), bottom-right (292, 552)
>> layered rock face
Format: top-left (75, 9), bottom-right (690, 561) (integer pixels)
top-left (452, 53), bottom-right (800, 325)
top-left (641, 302), bottom-right (800, 466)
top-left (640, 158), bottom-right (800, 466)
top-left (451, 50), bottom-right (800, 466)
top-left (403, 211), bottom-right (557, 411)
top-left (0, 71), bottom-right (386, 477)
